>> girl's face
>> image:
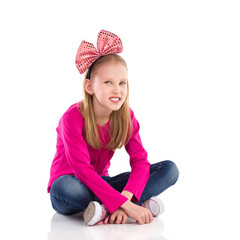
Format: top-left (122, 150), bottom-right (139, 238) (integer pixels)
top-left (85, 61), bottom-right (128, 119)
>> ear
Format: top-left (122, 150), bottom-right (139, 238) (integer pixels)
top-left (84, 79), bottom-right (94, 95)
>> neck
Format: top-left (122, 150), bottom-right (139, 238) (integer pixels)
top-left (92, 98), bottom-right (112, 126)
top-left (95, 115), bottom-right (110, 126)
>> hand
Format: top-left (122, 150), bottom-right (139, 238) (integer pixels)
top-left (121, 200), bottom-right (153, 225)
top-left (108, 208), bottom-right (128, 224)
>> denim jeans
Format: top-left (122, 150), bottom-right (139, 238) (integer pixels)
top-left (50, 160), bottom-right (179, 215)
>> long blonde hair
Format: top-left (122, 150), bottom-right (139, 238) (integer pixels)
top-left (77, 54), bottom-right (133, 151)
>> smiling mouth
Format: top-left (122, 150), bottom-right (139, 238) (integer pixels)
top-left (109, 97), bottom-right (121, 102)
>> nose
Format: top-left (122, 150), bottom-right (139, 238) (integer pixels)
top-left (112, 84), bottom-right (120, 94)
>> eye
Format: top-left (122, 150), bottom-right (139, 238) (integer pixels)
top-left (120, 81), bottom-right (126, 85)
top-left (104, 81), bottom-right (111, 84)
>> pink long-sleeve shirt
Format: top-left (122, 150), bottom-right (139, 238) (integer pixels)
top-left (47, 102), bottom-right (150, 214)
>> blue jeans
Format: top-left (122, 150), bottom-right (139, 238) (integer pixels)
top-left (50, 160), bottom-right (179, 215)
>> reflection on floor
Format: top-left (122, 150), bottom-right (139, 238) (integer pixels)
top-left (48, 212), bottom-right (167, 240)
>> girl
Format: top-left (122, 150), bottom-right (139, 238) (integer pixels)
top-left (47, 30), bottom-right (179, 226)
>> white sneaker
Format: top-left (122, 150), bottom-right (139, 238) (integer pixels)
top-left (83, 201), bottom-right (110, 226)
top-left (142, 197), bottom-right (165, 217)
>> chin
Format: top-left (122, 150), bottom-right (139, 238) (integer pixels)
top-left (110, 105), bottom-right (122, 112)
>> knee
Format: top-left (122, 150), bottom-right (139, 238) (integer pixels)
top-left (50, 175), bottom-right (91, 202)
top-left (50, 194), bottom-right (76, 215)
top-left (165, 160), bottom-right (179, 185)
top-left (156, 160), bottom-right (179, 186)
top-left (50, 175), bottom-right (92, 214)
top-left (50, 175), bottom-right (75, 196)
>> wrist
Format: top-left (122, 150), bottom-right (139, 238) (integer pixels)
top-left (121, 199), bottom-right (132, 211)
top-left (121, 190), bottom-right (133, 200)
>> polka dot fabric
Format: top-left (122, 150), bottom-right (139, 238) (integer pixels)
top-left (75, 30), bottom-right (123, 74)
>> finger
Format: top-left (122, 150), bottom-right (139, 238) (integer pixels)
top-left (115, 215), bottom-right (123, 224)
top-left (149, 210), bottom-right (153, 222)
top-left (122, 215), bottom-right (128, 224)
top-left (147, 215), bottom-right (151, 223)
top-left (97, 221), bottom-right (104, 225)
top-left (146, 210), bottom-right (153, 223)
top-left (137, 218), bottom-right (144, 225)
top-left (104, 216), bottom-right (110, 224)
top-left (144, 215), bottom-right (149, 224)
top-left (148, 212), bottom-right (152, 223)
top-left (143, 213), bottom-right (149, 224)
top-left (109, 214), bottom-right (116, 224)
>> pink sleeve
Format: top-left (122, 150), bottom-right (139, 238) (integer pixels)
top-left (123, 109), bottom-right (150, 202)
top-left (59, 110), bottom-right (128, 213)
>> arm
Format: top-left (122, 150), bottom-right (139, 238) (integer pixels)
top-left (59, 109), bottom-right (128, 214)
top-left (123, 109), bottom-right (150, 202)
top-left (109, 109), bottom-right (152, 224)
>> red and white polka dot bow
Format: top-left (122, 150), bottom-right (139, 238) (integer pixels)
top-left (75, 30), bottom-right (123, 74)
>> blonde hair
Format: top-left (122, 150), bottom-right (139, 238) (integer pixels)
top-left (77, 54), bottom-right (133, 151)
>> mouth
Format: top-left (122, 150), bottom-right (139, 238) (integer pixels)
top-left (109, 97), bottom-right (121, 103)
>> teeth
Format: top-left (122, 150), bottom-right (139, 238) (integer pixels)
top-left (110, 98), bottom-right (120, 101)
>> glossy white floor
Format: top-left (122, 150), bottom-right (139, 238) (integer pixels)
top-left (48, 212), bottom-right (166, 240)
top-left (44, 180), bottom-right (240, 240)
top-left (5, 176), bottom-right (238, 240)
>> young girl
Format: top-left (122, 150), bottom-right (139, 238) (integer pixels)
top-left (47, 30), bottom-right (179, 226)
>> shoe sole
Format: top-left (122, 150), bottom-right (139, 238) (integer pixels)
top-left (149, 197), bottom-right (165, 216)
top-left (83, 201), bottom-right (101, 226)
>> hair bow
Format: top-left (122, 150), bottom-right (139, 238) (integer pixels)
top-left (75, 30), bottom-right (123, 74)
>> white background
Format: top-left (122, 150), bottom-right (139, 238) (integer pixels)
top-left (0, 0), bottom-right (239, 239)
